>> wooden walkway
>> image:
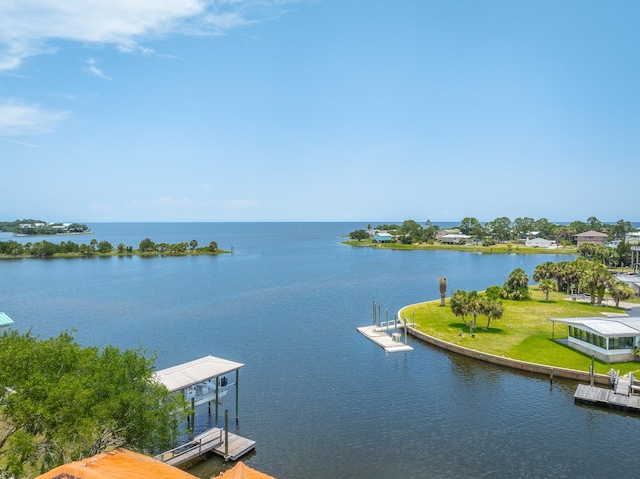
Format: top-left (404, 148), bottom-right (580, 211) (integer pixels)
top-left (155, 427), bottom-right (256, 466)
top-left (357, 325), bottom-right (413, 352)
top-left (574, 384), bottom-right (640, 412)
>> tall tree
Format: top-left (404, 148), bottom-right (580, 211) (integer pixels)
top-left (481, 297), bottom-right (504, 329)
top-left (438, 277), bottom-right (447, 307)
top-left (533, 262), bottom-right (555, 283)
top-left (538, 279), bottom-right (558, 302)
top-left (579, 262), bottom-right (614, 305)
top-left (609, 281), bottom-right (635, 307)
top-left (586, 216), bottom-right (603, 232)
top-left (501, 268), bottom-right (530, 300)
top-left (0, 330), bottom-right (185, 478)
top-left (486, 217), bottom-right (512, 242)
top-left (459, 217), bottom-right (481, 236)
top-left (512, 217), bottom-right (535, 240)
top-left (450, 290), bottom-right (469, 326)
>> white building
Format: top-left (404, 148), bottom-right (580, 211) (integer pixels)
top-left (525, 238), bottom-right (557, 248)
top-left (551, 316), bottom-right (640, 363)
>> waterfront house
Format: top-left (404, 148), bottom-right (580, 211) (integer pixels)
top-left (525, 238), bottom-right (557, 248)
top-left (573, 230), bottom-right (607, 246)
top-left (373, 232), bottom-right (393, 243)
top-left (551, 316), bottom-right (640, 363)
top-left (626, 231), bottom-right (640, 245)
top-left (440, 233), bottom-right (471, 245)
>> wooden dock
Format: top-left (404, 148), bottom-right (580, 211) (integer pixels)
top-left (357, 325), bottom-right (413, 352)
top-left (155, 427), bottom-right (256, 466)
top-left (574, 384), bottom-right (640, 412)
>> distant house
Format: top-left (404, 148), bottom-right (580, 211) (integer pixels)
top-left (573, 230), bottom-right (607, 246)
top-left (525, 238), bottom-right (557, 248)
top-left (440, 233), bottom-right (471, 245)
top-left (625, 231), bottom-right (640, 245)
top-left (373, 232), bottom-right (393, 243)
top-left (551, 316), bottom-right (640, 363)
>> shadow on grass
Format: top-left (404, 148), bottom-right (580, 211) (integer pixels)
top-left (448, 323), bottom-right (503, 334)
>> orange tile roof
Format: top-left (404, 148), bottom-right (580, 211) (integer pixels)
top-left (217, 462), bottom-right (277, 479)
top-left (35, 448), bottom-right (198, 479)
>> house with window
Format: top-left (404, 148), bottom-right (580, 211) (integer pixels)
top-left (625, 231), bottom-right (640, 245)
top-left (440, 233), bottom-right (471, 245)
top-left (373, 232), bottom-right (393, 243)
top-left (573, 230), bottom-right (607, 246)
top-left (525, 238), bottom-right (557, 248)
top-left (550, 316), bottom-right (640, 363)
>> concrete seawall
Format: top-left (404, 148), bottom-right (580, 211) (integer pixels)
top-left (400, 311), bottom-right (610, 386)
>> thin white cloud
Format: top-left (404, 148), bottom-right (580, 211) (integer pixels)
top-left (0, 137), bottom-right (40, 148)
top-left (0, 99), bottom-right (71, 136)
top-left (0, 0), bottom-right (302, 70)
top-left (84, 58), bottom-right (112, 81)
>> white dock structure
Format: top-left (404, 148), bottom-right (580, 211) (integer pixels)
top-left (359, 301), bottom-right (413, 352)
top-left (357, 325), bottom-right (413, 352)
top-left (154, 355), bottom-right (256, 464)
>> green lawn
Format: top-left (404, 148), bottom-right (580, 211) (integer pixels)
top-left (344, 239), bottom-right (579, 255)
top-left (402, 289), bottom-right (640, 375)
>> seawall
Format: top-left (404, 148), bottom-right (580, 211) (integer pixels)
top-left (399, 307), bottom-right (610, 386)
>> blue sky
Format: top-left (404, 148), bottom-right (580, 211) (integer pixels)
top-left (1, 1), bottom-right (638, 223)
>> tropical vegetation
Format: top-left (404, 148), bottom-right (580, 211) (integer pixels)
top-left (0, 238), bottom-right (223, 258)
top-left (348, 216), bottom-right (637, 263)
top-left (0, 330), bottom-right (186, 478)
top-left (0, 219), bottom-right (90, 235)
top-left (402, 260), bottom-right (640, 377)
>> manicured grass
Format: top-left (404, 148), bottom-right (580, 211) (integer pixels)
top-left (402, 289), bottom-right (640, 375)
top-left (344, 240), bottom-right (578, 255)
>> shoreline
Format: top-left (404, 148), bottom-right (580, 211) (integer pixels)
top-left (397, 304), bottom-right (610, 385)
top-left (12, 231), bottom-right (94, 237)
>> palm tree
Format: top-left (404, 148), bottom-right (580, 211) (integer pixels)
top-left (579, 263), bottom-right (614, 305)
top-left (609, 281), bottom-right (635, 308)
top-left (467, 291), bottom-right (483, 331)
top-left (533, 262), bottom-right (554, 283)
top-left (438, 277), bottom-right (447, 307)
top-left (481, 297), bottom-right (504, 329)
top-left (501, 268), bottom-right (530, 300)
top-left (450, 290), bottom-right (469, 326)
top-left (538, 279), bottom-right (558, 302)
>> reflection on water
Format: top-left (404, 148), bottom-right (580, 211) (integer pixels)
top-left (1, 223), bottom-right (637, 478)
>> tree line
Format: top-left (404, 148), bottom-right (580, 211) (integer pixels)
top-left (448, 258), bottom-right (636, 336)
top-left (352, 216), bottom-right (635, 244)
top-left (349, 216), bottom-right (637, 265)
top-left (0, 219), bottom-right (90, 235)
top-left (0, 329), bottom-right (184, 478)
top-left (0, 237), bottom-right (220, 258)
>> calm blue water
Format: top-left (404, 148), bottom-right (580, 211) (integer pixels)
top-left (0, 223), bottom-right (637, 478)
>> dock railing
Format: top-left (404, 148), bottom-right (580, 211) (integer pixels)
top-left (155, 429), bottom-right (223, 463)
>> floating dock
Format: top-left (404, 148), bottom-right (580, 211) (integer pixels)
top-left (574, 383), bottom-right (640, 413)
top-left (155, 427), bottom-right (256, 466)
top-left (357, 325), bottom-right (413, 352)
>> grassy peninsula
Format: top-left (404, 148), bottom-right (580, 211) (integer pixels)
top-left (344, 238), bottom-right (578, 255)
top-left (402, 288), bottom-right (639, 376)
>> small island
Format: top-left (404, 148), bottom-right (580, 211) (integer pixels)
top-left (0, 219), bottom-right (91, 236)
top-left (0, 237), bottom-right (226, 258)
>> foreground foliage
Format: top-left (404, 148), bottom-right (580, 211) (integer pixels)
top-left (0, 330), bottom-right (185, 478)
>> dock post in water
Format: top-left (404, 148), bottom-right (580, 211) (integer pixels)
top-left (236, 369), bottom-right (240, 424)
top-left (224, 409), bottom-right (230, 461)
